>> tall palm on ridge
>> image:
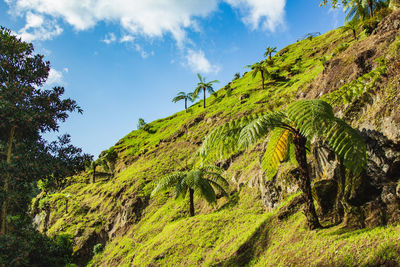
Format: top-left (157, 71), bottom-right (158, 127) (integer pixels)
top-left (172, 91), bottom-right (196, 113)
top-left (246, 62), bottom-right (270, 90)
top-left (199, 99), bottom-right (366, 229)
top-left (151, 165), bottom-right (229, 216)
top-left (193, 73), bottom-right (219, 108)
top-left (264, 46), bottom-right (277, 60)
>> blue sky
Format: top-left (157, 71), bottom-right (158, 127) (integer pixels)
top-left (0, 0), bottom-right (345, 157)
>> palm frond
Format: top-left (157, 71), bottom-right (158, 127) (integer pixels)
top-left (192, 86), bottom-right (201, 98)
top-left (206, 86), bottom-right (215, 94)
top-left (261, 128), bottom-right (292, 180)
top-left (197, 73), bottom-right (203, 82)
top-left (238, 111), bottom-right (288, 149)
top-left (151, 172), bottom-right (186, 197)
top-left (172, 94), bottom-right (186, 102)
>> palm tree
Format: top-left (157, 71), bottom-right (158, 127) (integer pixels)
top-left (264, 46), bottom-right (277, 60)
top-left (199, 99), bottom-right (366, 229)
top-left (151, 165), bottom-right (229, 216)
top-left (246, 62), bottom-right (270, 90)
top-left (172, 91), bottom-right (196, 112)
top-left (341, 20), bottom-right (360, 40)
top-left (193, 74), bottom-right (219, 108)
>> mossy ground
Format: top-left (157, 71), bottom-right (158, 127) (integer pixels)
top-left (39, 19), bottom-right (400, 266)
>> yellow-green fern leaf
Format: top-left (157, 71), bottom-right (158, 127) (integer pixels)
top-left (261, 128), bottom-right (292, 180)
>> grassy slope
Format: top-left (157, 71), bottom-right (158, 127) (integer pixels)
top-left (40, 24), bottom-right (400, 267)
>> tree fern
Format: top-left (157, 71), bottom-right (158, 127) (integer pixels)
top-left (199, 99), bottom-right (367, 229)
top-left (151, 166), bottom-right (229, 216)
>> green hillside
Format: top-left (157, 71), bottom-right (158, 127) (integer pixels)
top-left (34, 8), bottom-right (400, 267)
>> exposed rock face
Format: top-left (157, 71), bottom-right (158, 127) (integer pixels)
top-left (106, 196), bottom-right (147, 238)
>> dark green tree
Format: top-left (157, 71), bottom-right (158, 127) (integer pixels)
top-left (137, 118), bottom-right (147, 130)
top-left (199, 99), bottom-right (366, 229)
top-left (0, 26), bottom-right (90, 233)
top-left (151, 165), bottom-right (229, 216)
top-left (192, 74), bottom-right (219, 108)
top-left (172, 91), bottom-right (196, 112)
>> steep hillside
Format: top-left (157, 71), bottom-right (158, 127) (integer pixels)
top-left (34, 9), bottom-right (400, 266)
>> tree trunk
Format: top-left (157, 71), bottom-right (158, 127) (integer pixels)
top-left (353, 29), bottom-right (357, 40)
top-left (1, 126), bottom-right (16, 234)
top-left (189, 188), bottom-right (195, 217)
top-left (268, 53), bottom-right (272, 60)
top-left (203, 88), bottom-right (206, 108)
top-left (92, 164), bottom-right (96, 183)
top-left (65, 199), bottom-right (68, 214)
top-left (292, 133), bottom-right (321, 230)
top-left (368, 1), bottom-right (373, 17)
top-left (261, 71), bottom-right (265, 90)
top-left (185, 98), bottom-right (188, 112)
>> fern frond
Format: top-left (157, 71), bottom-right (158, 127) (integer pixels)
top-left (200, 165), bottom-right (224, 174)
top-left (238, 111), bottom-right (287, 149)
top-left (174, 178), bottom-right (188, 199)
top-left (285, 99), bottom-right (335, 138)
top-left (261, 128), bottom-right (292, 180)
top-left (151, 172), bottom-right (186, 197)
top-left (205, 172), bottom-right (229, 189)
top-left (323, 118), bottom-right (366, 174)
top-left (199, 114), bottom-right (259, 162)
top-left (195, 178), bottom-right (216, 204)
top-left (207, 179), bottom-right (229, 197)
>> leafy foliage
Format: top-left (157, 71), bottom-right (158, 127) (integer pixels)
top-left (260, 128), bottom-right (293, 180)
top-left (151, 165), bottom-right (229, 215)
top-left (0, 26), bottom-right (90, 265)
top-left (201, 99), bottom-right (366, 176)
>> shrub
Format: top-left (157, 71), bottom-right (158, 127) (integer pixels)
top-left (93, 243), bottom-right (104, 255)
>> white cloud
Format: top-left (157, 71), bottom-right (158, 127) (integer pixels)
top-left (7, 0), bottom-right (219, 45)
top-left (120, 34), bottom-right (134, 43)
top-left (134, 44), bottom-right (152, 59)
top-left (224, 0), bottom-right (286, 31)
top-left (63, 67), bottom-right (69, 73)
top-left (7, 0), bottom-right (286, 45)
top-left (17, 12), bottom-right (63, 42)
top-left (102, 32), bottom-right (116, 44)
top-left (185, 49), bottom-right (220, 74)
top-left (46, 68), bottom-right (63, 85)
